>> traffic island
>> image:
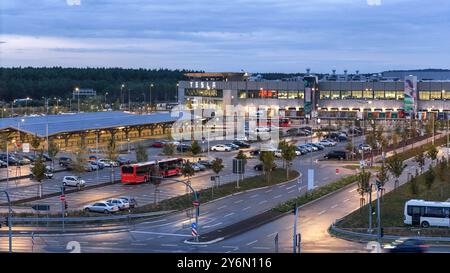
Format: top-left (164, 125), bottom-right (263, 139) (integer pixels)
top-left (332, 158), bottom-right (450, 241)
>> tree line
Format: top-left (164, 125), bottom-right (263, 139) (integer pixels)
top-left (0, 67), bottom-right (200, 103)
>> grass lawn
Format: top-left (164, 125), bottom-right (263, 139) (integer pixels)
top-left (337, 160), bottom-right (450, 230)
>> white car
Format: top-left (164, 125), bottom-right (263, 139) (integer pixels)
top-left (62, 176), bottom-right (86, 187)
top-left (106, 198), bottom-right (130, 210)
top-left (98, 158), bottom-right (118, 167)
top-left (359, 144), bottom-right (372, 152)
top-left (84, 201), bottom-right (119, 214)
top-left (211, 144), bottom-right (232, 152)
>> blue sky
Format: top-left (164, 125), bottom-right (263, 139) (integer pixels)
top-left (1, 0), bottom-right (450, 73)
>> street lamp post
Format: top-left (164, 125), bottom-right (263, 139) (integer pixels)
top-left (120, 84), bottom-right (125, 108)
top-left (75, 87), bottom-right (80, 113)
top-left (0, 190), bottom-right (13, 253)
top-left (149, 83), bottom-right (154, 112)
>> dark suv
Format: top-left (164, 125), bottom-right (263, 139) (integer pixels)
top-left (59, 157), bottom-right (72, 167)
top-left (177, 144), bottom-right (192, 152)
top-left (324, 150), bottom-right (347, 160)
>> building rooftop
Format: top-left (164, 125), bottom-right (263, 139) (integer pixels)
top-left (0, 111), bottom-right (181, 137)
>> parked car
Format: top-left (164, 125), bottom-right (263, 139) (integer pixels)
top-left (192, 162), bottom-right (206, 171)
top-left (62, 176), bottom-right (86, 187)
top-left (274, 149), bottom-right (282, 158)
top-left (119, 196), bottom-right (138, 208)
top-left (358, 143), bottom-right (372, 152)
top-left (232, 141), bottom-right (251, 148)
top-left (298, 144), bottom-right (313, 153)
top-left (22, 154), bottom-right (36, 162)
top-left (324, 150), bottom-right (347, 160)
top-left (59, 157), bottom-right (72, 167)
top-left (98, 158), bottom-right (118, 167)
top-left (254, 163), bottom-right (277, 171)
top-left (117, 157), bottom-right (131, 166)
top-left (106, 198), bottom-right (130, 210)
top-left (295, 146), bottom-right (308, 155)
top-left (30, 169), bottom-right (53, 179)
top-left (84, 201), bottom-right (119, 214)
top-left (318, 140), bottom-right (333, 147)
top-left (337, 135), bottom-right (348, 142)
top-left (224, 143), bottom-right (240, 150)
top-left (176, 144), bottom-right (192, 152)
top-left (0, 154), bottom-right (19, 166)
top-left (197, 159), bottom-right (213, 168)
top-left (310, 143), bottom-right (325, 150)
top-left (0, 160), bottom-right (6, 168)
top-left (384, 238), bottom-right (429, 253)
top-left (211, 144), bottom-right (232, 152)
top-left (89, 160), bottom-right (104, 169)
top-left (151, 140), bottom-right (167, 148)
top-left (88, 148), bottom-right (102, 153)
top-left (41, 154), bottom-right (52, 162)
top-left (249, 150), bottom-right (261, 156)
top-left (304, 144), bottom-right (319, 151)
top-left (84, 162), bottom-right (98, 172)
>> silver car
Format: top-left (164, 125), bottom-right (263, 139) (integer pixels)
top-left (106, 198), bottom-right (130, 210)
top-left (84, 201), bottom-right (119, 214)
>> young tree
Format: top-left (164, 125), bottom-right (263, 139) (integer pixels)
top-left (182, 160), bottom-right (195, 184)
top-left (426, 144), bottom-right (438, 166)
top-left (392, 132), bottom-right (399, 149)
top-left (345, 141), bottom-right (354, 159)
top-left (135, 143), bottom-right (148, 162)
top-left (281, 143), bottom-right (296, 179)
top-left (409, 174), bottom-right (419, 195)
top-left (106, 136), bottom-right (119, 161)
top-left (31, 150), bottom-right (46, 198)
top-left (424, 165), bottom-right (435, 198)
top-left (357, 170), bottom-right (371, 208)
top-left (376, 163), bottom-right (390, 198)
top-left (386, 152), bottom-right (407, 189)
top-left (316, 130), bottom-right (323, 141)
top-left (259, 151), bottom-right (275, 185)
top-left (30, 134), bottom-right (41, 156)
top-left (436, 158), bottom-right (448, 198)
top-left (211, 157), bottom-right (224, 186)
top-left (278, 140), bottom-right (289, 168)
top-left (414, 152), bottom-right (426, 174)
top-left (72, 143), bottom-right (87, 174)
top-left (191, 140), bottom-right (202, 157)
top-left (47, 140), bottom-right (59, 170)
top-left (162, 143), bottom-right (175, 156)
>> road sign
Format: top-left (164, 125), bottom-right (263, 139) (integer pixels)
top-left (193, 200), bottom-right (200, 207)
top-left (336, 168), bottom-right (340, 174)
top-left (191, 222), bottom-right (198, 237)
top-left (60, 195), bottom-right (65, 201)
top-left (32, 204), bottom-right (50, 211)
top-left (22, 143), bottom-right (30, 153)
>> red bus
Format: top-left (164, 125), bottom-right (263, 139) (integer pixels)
top-left (121, 158), bottom-right (183, 184)
top-left (279, 118), bottom-right (291, 127)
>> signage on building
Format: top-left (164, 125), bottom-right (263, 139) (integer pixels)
top-left (22, 143), bottom-right (30, 153)
top-left (404, 75), bottom-right (417, 118)
top-left (189, 81), bottom-right (216, 89)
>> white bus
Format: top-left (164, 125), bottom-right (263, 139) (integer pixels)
top-left (404, 199), bottom-right (450, 228)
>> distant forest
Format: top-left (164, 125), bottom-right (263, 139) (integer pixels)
top-left (0, 67), bottom-right (198, 103)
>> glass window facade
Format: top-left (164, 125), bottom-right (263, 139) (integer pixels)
top-left (330, 91), bottom-right (340, 100)
top-left (352, 91), bottom-right (363, 99)
top-left (363, 90), bottom-right (373, 99)
top-left (341, 91), bottom-right (351, 99)
top-left (385, 91), bottom-right (396, 100)
top-left (185, 89), bottom-right (223, 97)
top-left (419, 91), bottom-right (430, 100)
top-left (374, 91), bottom-right (385, 99)
top-left (320, 91), bottom-right (331, 99)
top-left (430, 91), bottom-right (443, 100)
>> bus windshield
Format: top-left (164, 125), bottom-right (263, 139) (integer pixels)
top-left (121, 166), bottom-right (134, 174)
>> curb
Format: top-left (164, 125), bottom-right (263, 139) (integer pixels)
top-left (184, 237), bottom-right (225, 245)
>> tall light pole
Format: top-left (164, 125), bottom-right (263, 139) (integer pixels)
top-left (120, 84), bottom-right (125, 109)
top-left (443, 90), bottom-right (448, 159)
top-left (75, 87), bottom-right (80, 113)
top-left (105, 92), bottom-right (108, 108)
top-left (149, 83), bottom-right (154, 111)
top-left (128, 88), bottom-right (131, 112)
top-left (176, 83), bottom-right (179, 102)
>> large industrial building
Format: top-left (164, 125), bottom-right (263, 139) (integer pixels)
top-left (177, 72), bottom-right (450, 123)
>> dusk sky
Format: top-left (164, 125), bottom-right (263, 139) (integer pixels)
top-left (1, 0), bottom-right (450, 73)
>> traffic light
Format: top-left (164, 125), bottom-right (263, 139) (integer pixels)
top-left (376, 180), bottom-right (382, 191)
top-left (380, 228), bottom-right (384, 237)
top-left (3, 216), bottom-right (9, 227)
top-left (64, 201), bottom-right (68, 210)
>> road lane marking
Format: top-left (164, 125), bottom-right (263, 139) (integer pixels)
top-left (318, 210), bottom-right (327, 215)
top-left (243, 206), bottom-right (251, 211)
top-left (233, 200), bottom-right (243, 204)
top-left (161, 244), bottom-right (178, 247)
top-left (204, 222), bottom-right (222, 228)
top-left (273, 194), bottom-right (282, 199)
top-left (131, 231), bottom-right (191, 237)
top-left (267, 232), bottom-right (278, 238)
top-left (253, 246), bottom-right (270, 250)
top-left (265, 189), bottom-right (273, 193)
top-left (217, 205), bottom-right (227, 210)
top-left (349, 188), bottom-right (357, 193)
top-left (343, 198), bottom-right (350, 203)
top-left (288, 190), bottom-right (296, 194)
top-left (331, 204), bottom-right (338, 209)
top-left (246, 240), bottom-right (258, 246)
top-left (258, 200), bottom-right (268, 205)
top-left (322, 176), bottom-right (330, 181)
top-left (286, 185), bottom-right (296, 190)
top-left (250, 194), bottom-right (259, 198)
top-left (224, 212), bottom-right (235, 218)
top-left (278, 184), bottom-right (287, 188)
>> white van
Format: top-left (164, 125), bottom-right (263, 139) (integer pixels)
top-left (404, 199), bottom-right (450, 228)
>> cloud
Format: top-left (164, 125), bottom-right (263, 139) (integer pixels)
top-left (367, 0), bottom-right (382, 5)
top-left (66, 0), bottom-right (81, 6)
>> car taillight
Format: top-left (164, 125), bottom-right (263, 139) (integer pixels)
top-left (419, 245), bottom-right (429, 248)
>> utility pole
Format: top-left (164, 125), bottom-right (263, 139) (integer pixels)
top-left (367, 182), bottom-right (373, 233)
top-left (293, 205), bottom-right (299, 253)
top-left (274, 232), bottom-right (279, 253)
top-left (149, 84), bottom-right (154, 112)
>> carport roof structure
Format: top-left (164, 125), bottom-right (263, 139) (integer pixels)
top-left (0, 111), bottom-right (184, 137)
